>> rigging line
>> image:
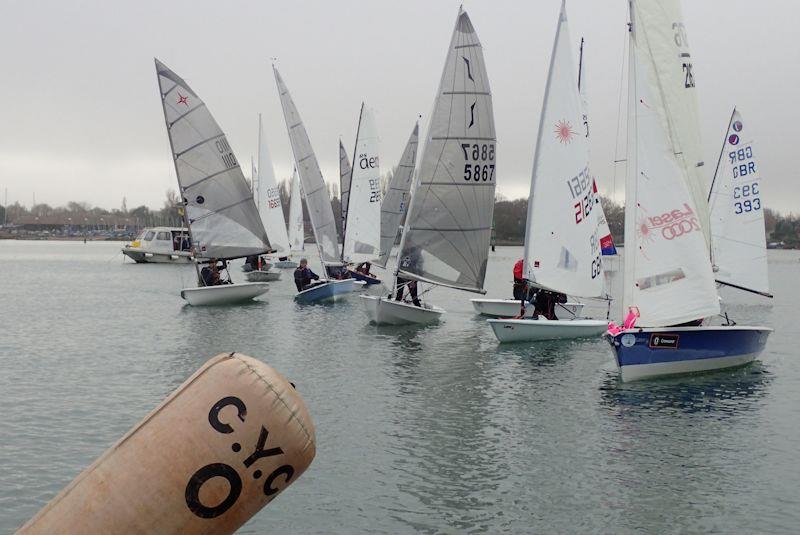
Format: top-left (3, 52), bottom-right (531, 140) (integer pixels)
top-left (611, 6), bottom-right (629, 201)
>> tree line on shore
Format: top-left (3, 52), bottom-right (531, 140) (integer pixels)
top-left (3, 184), bottom-right (798, 248)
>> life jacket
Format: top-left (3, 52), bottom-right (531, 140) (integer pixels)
top-left (513, 259), bottom-right (524, 280)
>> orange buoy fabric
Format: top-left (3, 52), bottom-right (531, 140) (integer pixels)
top-left (18, 353), bottom-right (316, 534)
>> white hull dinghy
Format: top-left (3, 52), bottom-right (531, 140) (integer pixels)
top-left (488, 317), bottom-right (607, 343)
top-left (470, 298), bottom-right (584, 318)
top-left (487, 4), bottom-right (609, 344)
top-left (360, 295), bottom-right (444, 326)
top-left (245, 269), bottom-right (281, 282)
top-left (181, 282), bottom-right (269, 306)
top-left (155, 60), bottom-right (276, 307)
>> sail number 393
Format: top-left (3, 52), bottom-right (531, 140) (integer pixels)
top-left (461, 143), bottom-right (495, 182)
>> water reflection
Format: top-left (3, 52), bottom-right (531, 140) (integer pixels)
top-left (599, 362), bottom-right (772, 416)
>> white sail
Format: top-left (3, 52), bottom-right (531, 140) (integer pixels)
top-left (339, 140), bottom-right (352, 237)
top-left (342, 103), bottom-right (382, 264)
top-left (634, 0), bottom-right (711, 245)
top-left (708, 109), bottom-right (770, 296)
top-left (154, 59), bottom-right (269, 260)
top-left (578, 39), bottom-right (617, 256)
top-left (377, 122), bottom-right (419, 268)
top-left (523, 2), bottom-right (602, 298)
top-left (288, 167), bottom-right (305, 252)
top-left (622, 1), bottom-right (719, 326)
top-left (397, 8), bottom-right (496, 293)
top-left (256, 114), bottom-right (291, 253)
top-left (274, 66), bottom-right (340, 263)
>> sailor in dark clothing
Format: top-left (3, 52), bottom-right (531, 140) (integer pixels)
top-left (200, 258), bottom-right (228, 286)
top-left (531, 288), bottom-right (568, 320)
top-left (395, 278), bottom-right (421, 307)
top-left (294, 258), bottom-right (320, 291)
top-left (355, 262), bottom-right (373, 276)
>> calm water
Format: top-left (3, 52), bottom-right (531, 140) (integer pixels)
top-left (1, 240), bottom-right (799, 533)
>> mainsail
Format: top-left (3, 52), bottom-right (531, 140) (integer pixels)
top-left (339, 140), bottom-right (352, 238)
top-left (155, 58), bottom-right (270, 260)
top-left (256, 113), bottom-right (291, 253)
top-left (288, 167), bottom-right (305, 252)
top-left (397, 8), bottom-right (496, 293)
top-left (376, 122), bottom-right (419, 268)
top-left (524, 2), bottom-right (602, 298)
top-left (622, 0), bottom-right (719, 326)
top-left (274, 66), bottom-right (340, 263)
top-left (708, 108), bottom-right (771, 297)
top-left (343, 103), bottom-right (382, 263)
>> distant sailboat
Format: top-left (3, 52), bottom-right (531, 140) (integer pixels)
top-left (342, 103), bottom-right (383, 285)
top-left (375, 122), bottom-right (419, 268)
top-left (487, 1), bottom-right (608, 342)
top-left (154, 59), bottom-right (270, 306)
top-left (288, 167), bottom-right (305, 253)
top-left (708, 108), bottom-right (772, 298)
top-left (604, 0), bottom-right (772, 381)
top-left (274, 65), bottom-right (355, 302)
top-left (361, 7), bottom-right (496, 325)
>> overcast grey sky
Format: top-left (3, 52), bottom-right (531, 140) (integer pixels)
top-left (1, 0), bottom-right (798, 213)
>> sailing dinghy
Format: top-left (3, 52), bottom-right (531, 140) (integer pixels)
top-left (154, 59), bottom-right (271, 306)
top-left (604, 0), bottom-right (771, 381)
top-left (361, 7), bottom-right (495, 325)
top-left (708, 108), bottom-right (772, 298)
top-left (488, 2), bottom-right (607, 342)
top-left (274, 66), bottom-right (355, 302)
top-left (247, 114), bottom-right (289, 281)
top-left (341, 103), bottom-right (383, 286)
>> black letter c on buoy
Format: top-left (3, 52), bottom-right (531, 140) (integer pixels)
top-left (185, 463), bottom-right (242, 518)
top-left (208, 396), bottom-right (247, 434)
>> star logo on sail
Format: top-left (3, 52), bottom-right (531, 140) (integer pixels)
top-left (554, 120), bottom-right (576, 144)
top-left (177, 93), bottom-right (189, 106)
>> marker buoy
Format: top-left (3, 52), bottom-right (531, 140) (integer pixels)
top-left (19, 353), bottom-right (316, 534)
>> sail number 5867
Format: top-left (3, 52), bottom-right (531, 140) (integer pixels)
top-left (461, 143), bottom-right (495, 182)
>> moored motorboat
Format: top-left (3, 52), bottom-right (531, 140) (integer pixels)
top-left (180, 282), bottom-right (269, 306)
top-left (360, 295), bottom-right (444, 325)
top-left (488, 317), bottom-right (607, 343)
top-left (470, 298), bottom-right (584, 318)
top-left (122, 227), bottom-right (198, 264)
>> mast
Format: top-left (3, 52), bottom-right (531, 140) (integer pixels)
top-left (577, 37), bottom-right (585, 92)
top-left (622, 1), bottom-right (637, 312)
top-left (708, 107), bottom-right (737, 204)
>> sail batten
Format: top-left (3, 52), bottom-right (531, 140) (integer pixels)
top-left (397, 9), bottom-right (496, 292)
top-left (274, 66), bottom-right (340, 263)
top-left (155, 58), bottom-right (270, 260)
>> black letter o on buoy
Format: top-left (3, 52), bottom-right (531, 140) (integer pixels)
top-left (185, 463), bottom-right (242, 518)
